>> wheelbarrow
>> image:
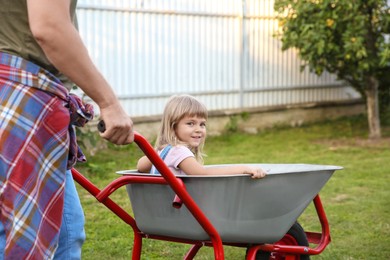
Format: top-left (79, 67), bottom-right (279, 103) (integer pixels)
top-left (71, 131), bottom-right (342, 259)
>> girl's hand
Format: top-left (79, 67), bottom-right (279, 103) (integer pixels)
top-left (244, 167), bottom-right (267, 179)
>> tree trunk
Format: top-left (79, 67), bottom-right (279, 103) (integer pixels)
top-left (365, 76), bottom-right (381, 139)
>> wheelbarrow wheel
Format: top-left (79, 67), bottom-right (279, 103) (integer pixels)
top-left (246, 222), bottom-right (310, 260)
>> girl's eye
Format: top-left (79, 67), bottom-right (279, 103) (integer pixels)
top-left (201, 122), bottom-right (206, 127)
top-left (186, 122), bottom-right (194, 126)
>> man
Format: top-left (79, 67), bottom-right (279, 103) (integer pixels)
top-left (0, 0), bottom-right (134, 258)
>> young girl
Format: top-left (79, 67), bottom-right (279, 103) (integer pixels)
top-left (137, 94), bottom-right (266, 179)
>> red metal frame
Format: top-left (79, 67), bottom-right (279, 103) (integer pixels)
top-left (245, 196), bottom-right (331, 259)
top-left (71, 132), bottom-right (331, 259)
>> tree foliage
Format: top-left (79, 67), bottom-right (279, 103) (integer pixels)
top-left (274, 0), bottom-right (390, 138)
top-left (274, 0), bottom-right (389, 91)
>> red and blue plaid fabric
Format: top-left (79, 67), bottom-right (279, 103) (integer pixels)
top-left (0, 52), bottom-right (93, 259)
top-left (67, 94), bottom-right (94, 169)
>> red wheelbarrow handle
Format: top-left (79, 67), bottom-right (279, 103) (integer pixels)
top-left (74, 121), bottom-right (225, 260)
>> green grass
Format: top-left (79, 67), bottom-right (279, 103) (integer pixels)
top-left (75, 115), bottom-right (390, 259)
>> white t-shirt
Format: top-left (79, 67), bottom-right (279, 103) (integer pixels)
top-left (152, 145), bottom-right (194, 175)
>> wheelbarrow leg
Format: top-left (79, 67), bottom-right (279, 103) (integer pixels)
top-left (246, 246), bottom-right (259, 260)
top-left (184, 244), bottom-right (203, 260)
top-left (132, 232), bottom-right (143, 260)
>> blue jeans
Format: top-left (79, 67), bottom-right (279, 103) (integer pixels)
top-left (0, 170), bottom-right (85, 259)
top-left (54, 169), bottom-right (86, 259)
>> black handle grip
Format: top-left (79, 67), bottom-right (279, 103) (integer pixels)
top-left (97, 120), bottom-right (106, 133)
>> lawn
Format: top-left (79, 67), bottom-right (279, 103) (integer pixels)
top-left (74, 115), bottom-right (390, 259)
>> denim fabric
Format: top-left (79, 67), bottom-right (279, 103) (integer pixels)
top-left (54, 170), bottom-right (86, 260)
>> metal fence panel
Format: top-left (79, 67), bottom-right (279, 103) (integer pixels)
top-left (77, 0), bottom-right (361, 116)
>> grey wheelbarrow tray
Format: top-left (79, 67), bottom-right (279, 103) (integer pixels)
top-left (71, 132), bottom-right (342, 259)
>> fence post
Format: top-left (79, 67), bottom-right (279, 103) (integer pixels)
top-left (239, 0), bottom-right (248, 109)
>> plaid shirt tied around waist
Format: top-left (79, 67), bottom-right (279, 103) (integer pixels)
top-left (0, 52), bottom-right (93, 259)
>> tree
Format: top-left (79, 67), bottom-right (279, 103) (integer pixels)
top-left (274, 0), bottom-right (390, 139)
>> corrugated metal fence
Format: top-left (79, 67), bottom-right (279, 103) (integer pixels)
top-left (77, 0), bottom-right (360, 117)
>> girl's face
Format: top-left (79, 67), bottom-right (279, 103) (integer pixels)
top-left (175, 115), bottom-right (206, 148)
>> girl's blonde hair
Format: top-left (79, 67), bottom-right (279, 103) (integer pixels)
top-left (155, 94), bottom-right (208, 163)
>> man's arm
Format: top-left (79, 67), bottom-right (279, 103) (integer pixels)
top-left (27, 0), bottom-right (133, 144)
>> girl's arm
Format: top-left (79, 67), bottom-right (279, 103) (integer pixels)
top-left (137, 156), bottom-right (152, 173)
top-left (178, 157), bottom-right (266, 179)
top-left (136, 148), bottom-right (266, 178)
